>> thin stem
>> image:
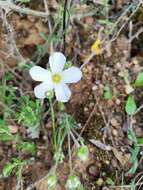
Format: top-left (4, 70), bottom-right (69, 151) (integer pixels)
top-left (49, 98), bottom-right (57, 151)
top-left (63, 0), bottom-right (68, 52)
top-left (65, 116), bottom-right (73, 173)
top-left (16, 164), bottom-right (24, 190)
top-left (0, 0), bottom-right (49, 18)
top-left (66, 117), bottom-right (72, 174)
top-left (135, 104), bottom-right (143, 115)
top-left (69, 131), bottom-right (80, 147)
top-left (43, 0), bottom-right (53, 53)
top-left (68, 128), bottom-right (72, 173)
top-left (110, 182), bottom-right (143, 188)
top-left (72, 128), bottom-right (82, 140)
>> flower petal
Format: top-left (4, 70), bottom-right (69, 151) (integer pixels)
top-left (49, 52), bottom-right (66, 73)
top-left (30, 66), bottom-right (51, 82)
top-left (62, 66), bottom-right (82, 83)
top-left (34, 82), bottom-right (53, 99)
top-left (55, 83), bottom-right (71, 102)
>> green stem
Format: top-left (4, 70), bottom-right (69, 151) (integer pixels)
top-left (68, 131), bottom-right (72, 173)
top-left (66, 116), bottom-right (73, 173)
top-left (49, 98), bottom-right (57, 151)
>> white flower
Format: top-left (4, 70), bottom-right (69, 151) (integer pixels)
top-left (29, 52), bottom-right (82, 102)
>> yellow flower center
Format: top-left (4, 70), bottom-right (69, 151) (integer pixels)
top-left (52, 74), bottom-right (61, 83)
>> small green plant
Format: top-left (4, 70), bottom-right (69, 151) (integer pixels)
top-left (16, 141), bottom-right (36, 155)
top-left (57, 112), bottom-right (87, 188)
top-left (29, 51), bottom-right (85, 189)
top-left (0, 73), bottom-right (16, 118)
top-left (105, 177), bottom-right (114, 186)
top-left (0, 118), bottom-right (36, 155)
top-left (123, 71), bottom-right (143, 175)
top-left (127, 127), bottom-right (139, 174)
top-left (124, 71), bottom-right (143, 115)
top-left (0, 119), bottom-right (14, 141)
top-left (2, 158), bottom-right (27, 178)
top-left (1, 157), bottom-right (30, 190)
top-left (103, 85), bottom-right (112, 100)
top-left (17, 96), bottom-right (42, 138)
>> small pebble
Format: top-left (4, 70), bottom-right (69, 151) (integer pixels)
top-left (89, 102), bottom-right (94, 108)
top-left (87, 164), bottom-right (100, 178)
top-left (84, 107), bottom-right (88, 112)
top-left (8, 125), bottom-right (18, 134)
top-left (96, 178), bottom-right (104, 186)
top-left (111, 118), bottom-right (119, 127)
top-left (84, 17), bottom-right (94, 25)
top-left (112, 129), bottom-right (118, 136)
top-left (116, 99), bottom-right (121, 105)
top-left (104, 160), bottom-right (110, 165)
top-left (43, 135), bottom-right (48, 141)
top-left (92, 85), bottom-right (98, 91)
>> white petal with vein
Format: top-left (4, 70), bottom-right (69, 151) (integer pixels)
top-left (30, 66), bottom-right (51, 82)
top-left (34, 82), bottom-right (53, 99)
top-left (62, 66), bottom-right (82, 83)
top-left (55, 83), bottom-right (71, 102)
top-left (49, 52), bottom-right (66, 73)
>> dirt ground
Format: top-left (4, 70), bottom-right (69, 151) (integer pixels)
top-left (0, 0), bottom-right (143, 190)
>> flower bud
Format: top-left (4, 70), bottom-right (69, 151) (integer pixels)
top-left (54, 151), bottom-right (64, 163)
top-left (47, 174), bottom-right (57, 188)
top-left (77, 145), bottom-right (89, 161)
top-left (58, 102), bottom-right (65, 111)
top-left (46, 90), bottom-right (54, 99)
top-left (66, 175), bottom-right (81, 189)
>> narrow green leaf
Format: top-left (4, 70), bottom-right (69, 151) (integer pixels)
top-left (3, 163), bottom-right (16, 177)
top-left (125, 96), bottom-right (137, 115)
top-left (103, 86), bottom-right (112, 100)
top-left (16, 0), bottom-right (31, 3)
top-left (137, 138), bottom-right (143, 145)
top-left (0, 126), bottom-right (9, 134)
top-left (0, 121), bottom-right (13, 141)
top-left (3, 72), bottom-right (13, 81)
top-left (39, 33), bottom-right (49, 41)
top-left (97, 19), bottom-right (114, 25)
top-left (11, 158), bottom-right (21, 164)
top-left (134, 72), bottom-right (143, 87)
top-left (0, 134), bottom-right (13, 141)
top-left (127, 127), bottom-right (137, 143)
top-left (127, 159), bottom-right (138, 174)
top-left (16, 142), bottom-right (36, 154)
top-left (130, 180), bottom-right (136, 190)
top-left (106, 177), bottom-right (114, 185)
top-left (130, 147), bottom-right (139, 163)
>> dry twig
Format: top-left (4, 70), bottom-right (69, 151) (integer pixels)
top-left (0, 0), bottom-right (49, 18)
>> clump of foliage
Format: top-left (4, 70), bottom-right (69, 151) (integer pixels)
top-left (17, 96), bottom-right (42, 138)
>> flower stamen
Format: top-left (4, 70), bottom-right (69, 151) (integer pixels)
top-left (52, 74), bottom-right (61, 84)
